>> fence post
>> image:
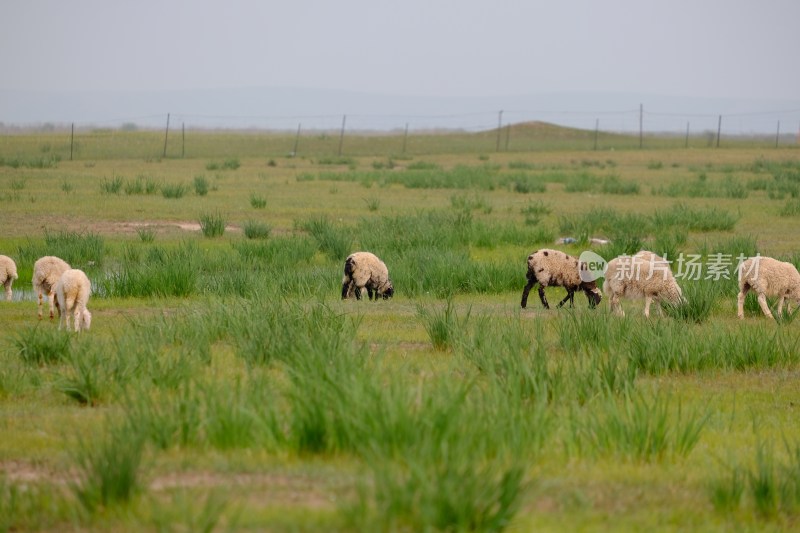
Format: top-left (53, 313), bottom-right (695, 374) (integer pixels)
top-left (162, 113), bottom-right (170, 158)
top-left (337, 115), bottom-right (346, 156)
top-left (181, 122), bottom-right (185, 158)
top-left (685, 122), bottom-right (690, 149)
top-left (775, 120), bottom-right (781, 148)
top-left (639, 103), bottom-right (643, 149)
top-left (496, 110), bottom-right (503, 152)
top-left (716, 115), bottom-right (722, 148)
top-left (293, 123), bottom-right (301, 157)
top-left (70, 122), bottom-right (74, 161)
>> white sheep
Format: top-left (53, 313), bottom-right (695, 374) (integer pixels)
top-left (55, 269), bottom-right (92, 332)
top-left (520, 249), bottom-right (602, 309)
top-left (737, 255), bottom-right (800, 320)
top-left (32, 256), bottom-right (71, 319)
top-left (341, 251), bottom-right (394, 301)
top-left (603, 250), bottom-right (683, 318)
top-left (0, 255), bottom-right (18, 302)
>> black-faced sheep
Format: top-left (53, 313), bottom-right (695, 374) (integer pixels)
top-left (341, 251), bottom-right (394, 301)
top-left (32, 256), bottom-right (71, 319)
top-left (520, 249), bottom-right (602, 309)
top-left (55, 268), bottom-right (92, 332)
top-left (603, 250), bottom-right (683, 318)
top-left (0, 255), bottom-right (18, 302)
top-left (737, 255), bottom-right (800, 320)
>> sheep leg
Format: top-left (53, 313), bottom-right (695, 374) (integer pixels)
top-left (537, 286), bottom-right (550, 309)
top-left (737, 285), bottom-right (749, 319)
top-left (341, 280), bottom-right (352, 299)
top-left (73, 309), bottom-right (82, 332)
top-left (643, 296), bottom-right (653, 318)
top-left (556, 289), bottom-right (574, 308)
top-left (777, 296), bottom-right (786, 317)
top-left (610, 295), bottom-right (625, 317)
top-left (63, 294), bottom-right (74, 330)
top-left (367, 287), bottom-right (374, 301)
top-left (354, 287), bottom-right (362, 301)
top-left (48, 290), bottom-right (57, 319)
top-left (520, 279), bottom-right (536, 308)
top-left (3, 280), bottom-right (11, 301)
top-left (37, 289), bottom-right (44, 319)
top-left (756, 293), bottom-right (774, 320)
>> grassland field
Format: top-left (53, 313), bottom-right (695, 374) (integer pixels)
top-left (1, 128), bottom-right (800, 532)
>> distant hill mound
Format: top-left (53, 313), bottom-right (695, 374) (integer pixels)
top-left (499, 121), bottom-right (595, 138)
top-left (473, 120), bottom-right (635, 145)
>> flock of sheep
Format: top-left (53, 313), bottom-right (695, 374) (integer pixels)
top-left (1, 245), bottom-right (798, 333)
top-left (341, 249), bottom-right (800, 321)
top-left (0, 254), bottom-right (92, 332)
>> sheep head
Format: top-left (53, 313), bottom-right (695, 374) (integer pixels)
top-left (381, 282), bottom-right (394, 299)
top-left (791, 284), bottom-right (800, 309)
top-left (80, 309), bottom-right (92, 331)
top-left (584, 286), bottom-right (602, 308)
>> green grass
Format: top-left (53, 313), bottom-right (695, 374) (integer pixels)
top-left (100, 175), bottom-right (122, 194)
top-left (242, 219), bottom-right (272, 239)
top-left (13, 324), bottom-right (72, 365)
top-left (249, 193), bottom-right (267, 209)
top-left (161, 182), bottom-right (188, 198)
top-left (193, 174), bottom-right (210, 196)
top-left (136, 226), bottom-right (156, 242)
top-left (417, 298), bottom-right (470, 350)
top-left (198, 211), bottom-right (226, 237)
top-left (1, 135), bottom-right (800, 531)
top-left (72, 419), bottom-right (146, 512)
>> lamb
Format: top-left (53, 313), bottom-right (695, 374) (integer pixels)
top-left (32, 256), bottom-right (71, 319)
top-left (520, 249), bottom-right (602, 309)
top-left (737, 255), bottom-right (800, 320)
top-left (341, 251), bottom-right (394, 301)
top-left (603, 250), bottom-right (683, 318)
top-left (55, 269), bottom-right (92, 332)
top-left (0, 255), bottom-right (18, 302)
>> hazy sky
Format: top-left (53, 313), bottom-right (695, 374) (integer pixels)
top-left (2, 0), bottom-right (799, 100)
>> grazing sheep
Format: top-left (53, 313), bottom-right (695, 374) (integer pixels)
top-left (603, 250), bottom-right (683, 318)
top-left (0, 255), bottom-right (18, 302)
top-left (55, 269), bottom-right (92, 332)
top-left (341, 251), bottom-right (394, 301)
top-left (32, 256), bottom-right (71, 319)
top-left (737, 255), bottom-right (800, 320)
top-left (520, 249), bottom-right (602, 309)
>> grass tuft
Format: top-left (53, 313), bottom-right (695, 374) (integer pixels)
top-left (13, 325), bottom-right (72, 365)
top-left (198, 211), bottom-right (226, 237)
top-left (161, 182), bottom-right (188, 198)
top-left (72, 421), bottom-right (146, 512)
top-left (417, 299), bottom-right (470, 351)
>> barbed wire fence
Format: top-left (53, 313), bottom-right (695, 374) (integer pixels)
top-left (2, 105), bottom-right (799, 160)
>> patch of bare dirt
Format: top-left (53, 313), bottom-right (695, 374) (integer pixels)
top-left (150, 471), bottom-right (339, 509)
top-left (0, 460), bottom-right (341, 510)
top-left (119, 221), bottom-right (242, 233)
top-left (1, 460), bottom-right (73, 486)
